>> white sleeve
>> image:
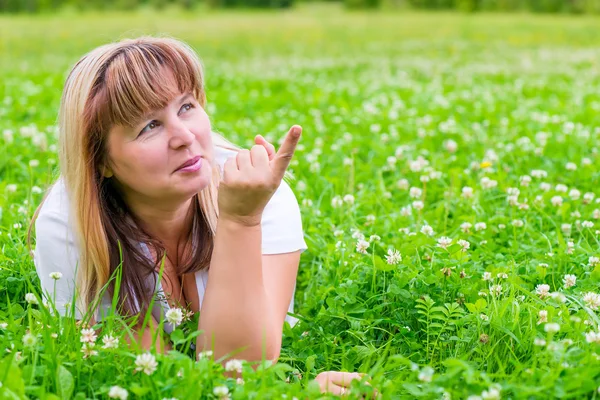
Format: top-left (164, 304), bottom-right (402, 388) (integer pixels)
top-left (33, 209), bottom-right (82, 319)
top-left (260, 179), bottom-right (308, 255)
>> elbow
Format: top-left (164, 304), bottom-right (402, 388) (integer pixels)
top-left (250, 325), bottom-right (282, 363)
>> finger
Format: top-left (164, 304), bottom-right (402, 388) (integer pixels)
top-left (236, 149), bottom-right (252, 171)
top-left (255, 135), bottom-right (276, 161)
top-left (222, 156), bottom-right (238, 182)
top-left (272, 125), bottom-right (302, 180)
top-left (319, 381), bottom-right (349, 397)
top-left (250, 144), bottom-right (270, 169)
top-left (328, 372), bottom-right (365, 387)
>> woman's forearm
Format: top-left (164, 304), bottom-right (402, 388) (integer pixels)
top-left (197, 217), bottom-right (279, 362)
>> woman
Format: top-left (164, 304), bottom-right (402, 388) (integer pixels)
top-left (30, 36), bottom-right (372, 397)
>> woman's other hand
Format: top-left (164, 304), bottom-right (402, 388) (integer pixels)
top-left (314, 371), bottom-right (379, 399)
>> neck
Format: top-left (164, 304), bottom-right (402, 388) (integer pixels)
top-left (127, 195), bottom-right (195, 250)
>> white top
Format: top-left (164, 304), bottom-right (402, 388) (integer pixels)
top-left (33, 143), bottom-right (308, 331)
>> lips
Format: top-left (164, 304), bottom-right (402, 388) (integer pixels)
top-left (176, 155), bottom-right (201, 171)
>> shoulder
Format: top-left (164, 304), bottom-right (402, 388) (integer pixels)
top-left (35, 177), bottom-right (73, 235)
top-left (261, 178), bottom-right (308, 255)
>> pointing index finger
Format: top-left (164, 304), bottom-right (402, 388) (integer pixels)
top-left (272, 125), bottom-right (302, 179)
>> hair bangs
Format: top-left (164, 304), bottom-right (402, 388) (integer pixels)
top-left (88, 40), bottom-right (203, 136)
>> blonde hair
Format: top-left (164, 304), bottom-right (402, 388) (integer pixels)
top-left (28, 35), bottom-right (288, 321)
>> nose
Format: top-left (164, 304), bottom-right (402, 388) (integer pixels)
top-left (168, 119), bottom-right (195, 149)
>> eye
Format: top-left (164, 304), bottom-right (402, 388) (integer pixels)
top-left (179, 102), bottom-right (194, 114)
top-left (139, 120), bottom-right (160, 136)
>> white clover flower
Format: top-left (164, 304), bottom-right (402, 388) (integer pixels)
top-left (81, 342), bottom-right (98, 359)
top-left (520, 175), bottom-right (532, 187)
top-left (366, 214), bottom-right (376, 224)
top-left (561, 223), bottom-right (572, 234)
top-left (531, 169), bottom-right (548, 179)
top-left (412, 200), bottom-right (424, 210)
top-left (589, 257), bottom-right (600, 267)
top-left (544, 323), bottom-right (560, 333)
top-left (29, 159), bottom-right (39, 168)
top-left (475, 222), bottom-right (487, 231)
top-left (351, 229), bottom-right (365, 240)
top-left (582, 220), bottom-right (594, 229)
top-left (165, 308), bottom-right (184, 326)
top-left (480, 177), bottom-right (498, 189)
top-left (556, 184), bottom-right (568, 193)
top-left (458, 239), bottom-right (470, 252)
top-left (566, 162), bottom-right (577, 171)
top-left (437, 236), bottom-right (453, 250)
top-left (497, 273), bottom-right (508, 279)
top-left (462, 187), bottom-right (474, 199)
top-left (331, 196), bottom-right (343, 208)
top-left (507, 195), bottom-right (519, 206)
top-left (481, 387), bottom-right (501, 400)
top-left (480, 314), bottom-right (489, 321)
top-left (507, 187), bottom-right (520, 196)
top-left (49, 272), bottom-right (62, 280)
top-left (569, 189), bottom-right (581, 200)
top-left (213, 385), bottom-right (229, 398)
top-left (409, 187), bottom-right (422, 199)
top-left (102, 335), bottom-right (119, 349)
top-left (534, 338), bottom-right (547, 346)
top-left (80, 328), bottom-right (97, 343)
top-left (535, 284), bottom-right (550, 299)
top-left (537, 310), bottom-right (548, 324)
top-left (549, 291), bottom-right (566, 303)
top-left (197, 350), bottom-right (213, 359)
top-left (444, 139), bottom-right (458, 153)
top-left (418, 366), bottom-right (434, 382)
top-left (397, 178), bottom-right (409, 190)
top-left (225, 359), bottom-right (244, 373)
top-left (108, 386), bottom-right (129, 400)
top-left (25, 293), bottom-right (38, 304)
top-left (490, 285), bottom-right (502, 296)
top-left (482, 272), bottom-right (492, 281)
top-left (460, 222), bottom-right (472, 233)
top-left (369, 234), bottom-right (381, 242)
top-left (385, 248), bottom-right (402, 265)
top-left (583, 292), bottom-right (600, 310)
top-left (22, 332), bottom-right (37, 347)
top-left (420, 225), bottom-right (434, 236)
top-left (540, 182), bottom-right (551, 192)
top-left (583, 192), bottom-right (595, 204)
top-left (31, 186), bottom-right (42, 194)
top-left (586, 331), bottom-right (600, 344)
top-left (400, 205), bottom-right (412, 216)
top-left (511, 219), bottom-right (524, 227)
top-left (563, 274), bottom-right (576, 289)
top-left (343, 194), bottom-right (354, 205)
top-left (135, 353), bottom-right (158, 375)
top-left (551, 196), bottom-right (563, 207)
top-left (0, 322), bottom-right (7, 329)
top-left (356, 239), bottom-right (370, 254)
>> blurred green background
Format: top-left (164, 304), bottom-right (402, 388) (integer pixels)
top-left (3, 0), bottom-right (600, 13)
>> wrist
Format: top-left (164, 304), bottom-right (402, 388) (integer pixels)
top-left (218, 214), bottom-right (262, 229)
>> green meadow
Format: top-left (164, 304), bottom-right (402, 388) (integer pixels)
top-left (2, 8), bottom-right (600, 399)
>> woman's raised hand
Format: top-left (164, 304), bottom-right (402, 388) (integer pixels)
top-left (217, 125), bottom-right (302, 227)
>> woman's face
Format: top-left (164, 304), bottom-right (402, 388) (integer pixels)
top-left (104, 84), bottom-right (214, 206)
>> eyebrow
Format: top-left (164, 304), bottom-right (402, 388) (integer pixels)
top-left (131, 92), bottom-right (195, 128)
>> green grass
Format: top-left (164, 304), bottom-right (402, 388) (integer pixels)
top-left (2, 7), bottom-right (600, 399)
